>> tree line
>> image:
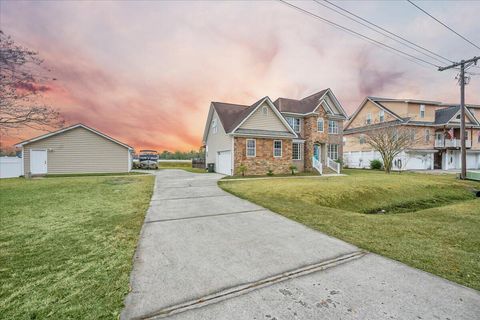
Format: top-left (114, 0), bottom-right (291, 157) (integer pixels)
top-left (158, 150), bottom-right (204, 160)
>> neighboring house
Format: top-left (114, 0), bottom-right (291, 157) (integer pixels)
top-left (16, 123), bottom-right (134, 175)
top-left (202, 89), bottom-right (348, 175)
top-left (343, 97), bottom-right (480, 170)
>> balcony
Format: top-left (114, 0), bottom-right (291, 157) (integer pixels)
top-left (434, 139), bottom-right (472, 148)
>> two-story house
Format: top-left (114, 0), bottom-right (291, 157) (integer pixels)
top-left (202, 89), bottom-right (348, 175)
top-left (343, 97), bottom-right (480, 170)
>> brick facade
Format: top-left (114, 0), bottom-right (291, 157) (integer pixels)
top-left (302, 108), bottom-right (344, 171)
top-left (234, 137), bottom-right (294, 175)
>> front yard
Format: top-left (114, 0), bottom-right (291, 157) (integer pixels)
top-left (158, 161), bottom-right (206, 173)
top-left (219, 169), bottom-right (480, 290)
top-left (0, 175), bottom-right (155, 319)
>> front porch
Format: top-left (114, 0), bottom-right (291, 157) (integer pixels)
top-left (434, 128), bottom-right (472, 149)
top-left (310, 142), bottom-right (341, 174)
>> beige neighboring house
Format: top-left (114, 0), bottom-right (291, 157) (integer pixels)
top-left (16, 123), bottom-right (134, 175)
top-left (343, 97), bottom-right (480, 170)
top-left (202, 89), bottom-right (348, 176)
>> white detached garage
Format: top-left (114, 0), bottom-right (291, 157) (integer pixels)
top-left (17, 123), bottom-right (134, 176)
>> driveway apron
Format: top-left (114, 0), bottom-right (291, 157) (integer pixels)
top-left (122, 170), bottom-right (480, 320)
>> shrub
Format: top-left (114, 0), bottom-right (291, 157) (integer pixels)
top-left (267, 169), bottom-right (274, 176)
top-left (238, 164), bottom-right (247, 176)
top-left (289, 164), bottom-right (297, 175)
top-left (370, 159), bottom-right (383, 170)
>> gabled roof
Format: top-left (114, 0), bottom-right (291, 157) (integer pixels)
top-left (344, 97), bottom-right (405, 130)
top-left (274, 89), bottom-right (329, 114)
top-left (211, 101), bottom-right (249, 133)
top-left (16, 123), bottom-right (133, 149)
top-left (228, 96), bottom-right (267, 133)
top-left (210, 96), bottom-right (297, 137)
top-left (273, 89), bottom-right (348, 119)
top-left (435, 105), bottom-right (479, 125)
top-left (434, 106), bottom-right (460, 124)
top-left (368, 96), bottom-right (442, 105)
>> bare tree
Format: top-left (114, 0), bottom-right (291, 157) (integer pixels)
top-left (0, 30), bottom-right (63, 135)
top-left (365, 124), bottom-right (419, 173)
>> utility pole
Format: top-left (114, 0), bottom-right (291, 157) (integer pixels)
top-left (438, 56), bottom-right (479, 179)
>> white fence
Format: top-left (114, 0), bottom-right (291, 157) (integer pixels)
top-left (0, 157), bottom-right (23, 178)
top-left (343, 151), bottom-right (434, 171)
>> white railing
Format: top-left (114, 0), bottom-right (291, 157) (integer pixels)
top-left (312, 156), bottom-right (322, 175)
top-left (0, 157), bottom-right (23, 178)
top-left (435, 139), bottom-right (472, 148)
top-left (327, 157), bottom-right (340, 174)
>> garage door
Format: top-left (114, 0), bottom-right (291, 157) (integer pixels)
top-left (467, 154), bottom-right (479, 169)
top-left (216, 151), bottom-right (232, 175)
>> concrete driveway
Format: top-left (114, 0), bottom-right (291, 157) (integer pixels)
top-left (122, 170), bottom-right (480, 320)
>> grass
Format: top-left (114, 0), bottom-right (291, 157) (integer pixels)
top-left (219, 169), bottom-right (480, 290)
top-left (222, 171), bottom-right (319, 179)
top-left (158, 161), bottom-right (191, 168)
top-left (0, 175), bottom-right (155, 319)
top-left (45, 172), bottom-right (148, 178)
top-left (157, 161), bottom-right (207, 173)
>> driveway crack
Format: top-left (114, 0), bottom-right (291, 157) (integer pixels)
top-left (134, 250), bottom-right (367, 319)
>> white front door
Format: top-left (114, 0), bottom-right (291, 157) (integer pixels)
top-left (30, 150), bottom-right (48, 174)
top-left (216, 151), bottom-right (232, 175)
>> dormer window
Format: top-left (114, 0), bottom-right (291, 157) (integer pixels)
top-left (379, 110), bottom-right (385, 122)
top-left (420, 104), bottom-right (425, 118)
top-left (212, 118), bottom-right (218, 134)
top-left (262, 106), bottom-right (268, 116)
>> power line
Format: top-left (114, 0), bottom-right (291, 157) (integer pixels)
top-left (316, 0), bottom-right (454, 65)
top-left (407, 0), bottom-right (480, 51)
top-left (277, 0), bottom-right (442, 68)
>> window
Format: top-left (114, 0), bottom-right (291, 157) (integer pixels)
top-left (273, 140), bottom-right (282, 157)
top-left (212, 118), bottom-right (218, 134)
top-left (317, 118), bottom-right (324, 132)
top-left (366, 113), bottom-right (372, 125)
top-left (292, 142), bottom-right (302, 160)
top-left (285, 117), bottom-right (300, 133)
top-left (328, 120), bottom-right (338, 134)
top-left (262, 106), bottom-right (268, 116)
top-left (359, 134), bottom-right (365, 144)
top-left (246, 139), bottom-right (256, 157)
top-left (379, 110), bottom-right (385, 122)
top-left (478, 131), bottom-right (480, 143)
top-left (410, 130), bottom-right (416, 141)
top-left (425, 129), bottom-right (430, 142)
top-left (328, 144), bottom-right (339, 160)
top-left (420, 104), bottom-right (425, 118)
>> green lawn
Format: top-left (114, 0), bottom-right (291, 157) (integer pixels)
top-left (219, 169), bottom-right (480, 290)
top-left (46, 172), bottom-right (148, 178)
top-left (222, 171), bottom-right (319, 179)
top-left (158, 161), bottom-right (206, 173)
top-left (0, 175), bottom-right (155, 319)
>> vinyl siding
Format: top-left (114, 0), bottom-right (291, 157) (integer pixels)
top-left (239, 102), bottom-right (289, 132)
top-left (206, 109), bottom-right (232, 165)
top-left (348, 100), bottom-right (397, 129)
top-left (23, 127), bottom-right (130, 174)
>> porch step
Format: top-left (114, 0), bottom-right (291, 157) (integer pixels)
top-left (322, 167), bottom-right (338, 175)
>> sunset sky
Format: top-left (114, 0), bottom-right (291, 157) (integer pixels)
top-left (2, 0), bottom-right (479, 152)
